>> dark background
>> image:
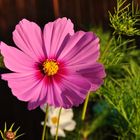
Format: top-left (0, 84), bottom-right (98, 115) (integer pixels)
top-left (0, 0), bottom-right (140, 139)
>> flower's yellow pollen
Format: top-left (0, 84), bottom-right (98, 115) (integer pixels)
top-left (51, 116), bottom-right (58, 124)
top-left (43, 59), bottom-right (59, 76)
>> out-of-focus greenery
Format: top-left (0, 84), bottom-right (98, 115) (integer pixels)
top-left (80, 0), bottom-right (140, 140)
top-left (83, 30), bottom-right (140, 140)
top-left (102, 60), bottom-right (140, 140)
top-left (109, 0), bottom-right (140, 36)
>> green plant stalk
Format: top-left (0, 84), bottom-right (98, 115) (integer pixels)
top-left (55, 107), bottom-right (62, 140)
top-left (41, 104), bottom-right (49, 140)
top-left (81, 92), bottom-right (90, 120)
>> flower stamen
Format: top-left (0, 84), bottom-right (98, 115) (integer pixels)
top-left (42, 59), bottom-right (59, 76)
top-left (51, 116), bottom-right (58, 124)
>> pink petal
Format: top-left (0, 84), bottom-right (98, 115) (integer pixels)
top-left (58, 31), bottom-right (100, 66)
top-left (39, 74), bottom-right (91, 108)
top-left (13, 19), bottom-right (46, 61)
top-left (2, 72), bottom-right (47, 109)
top-left (77, 63), bottom-right (106, 91)
top-left (0, 42), bottom-right (36, 73)
top-left (59, 74), bottom-right (91, 108)
top-left (43, 17), bottom-right (74, 58)
top-left (28, 77), bottom-right (48, 110)
top-left (45, 78), bottom-right (65, 107)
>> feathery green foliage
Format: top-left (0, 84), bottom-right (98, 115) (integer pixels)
top-left (101, 60), bottom-right (140, 140)
top-left (109, 0), bottom-right (140, 36)
top-left (82, 1), bottom-right (140, 139)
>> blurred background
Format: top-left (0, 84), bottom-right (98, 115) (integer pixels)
top-left (0, 0), bottom-right (119, 44)
top-left (1, 0), bottom-right (140, 44)
top-left (0, 0), bottom-right (140, 140)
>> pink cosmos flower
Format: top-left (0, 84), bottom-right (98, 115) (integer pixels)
top-left (0, 18), bottom-right (106, 110)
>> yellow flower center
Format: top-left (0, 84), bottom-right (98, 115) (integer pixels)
top-left (42, 59), bottom-right (59, 76)
top-left (51, 116), bottom-right (58, 124)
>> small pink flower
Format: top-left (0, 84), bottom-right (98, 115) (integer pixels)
top-left (0, 18), bottom-right (106, 110)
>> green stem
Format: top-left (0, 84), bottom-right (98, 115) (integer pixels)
top-left (55, 107), bottom-right (62, 140)
top-left (82, 92), bottom-right (90, 120)
top-left (41, 104), bottom-right (49, 140)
